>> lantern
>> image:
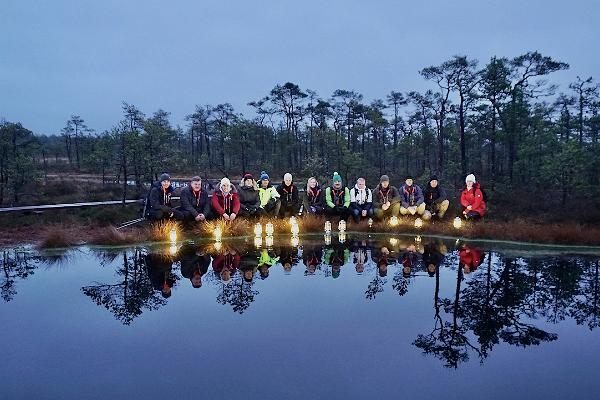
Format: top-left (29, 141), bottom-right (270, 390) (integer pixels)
top-left (254, 236), bottom-right (262, 248)
top-left (338, 232), bottom-right (346, 243)
top-left (214, 241), bottom-right (222, 251)
top-left (415, 235), bottom-right (422, 243)
top-left (265, 235), bottom-right (274, 248)
top-left (214, 226), bottom-right (222, 241)
top-left (289, 216), bottom-right (297, 226)
top-left (389, 237), bottom-right (399, 247)
top-left (265, 222), bottom-right (274, 236)
top-left (338, 220), bottom-right (346, 232)
top-left (291, 235), bottom-right (300, 247)
top-left (169, 229), bottom-right (177, 243)
top-left (390, 216), bottom-right (399, 227)
top-left (324, 234), bottom-right (332, 245)
top-left (254, 223), bottom-right (262, 237)
top-left (368, 218), bottom-right (373, 228)
top-left (324, 220), bottom-right (332, 233)
top-left (291, 224), bottom-right (300, 235)
top-left (169, 244), bottom-right (178, 256)
top-left (414, 218), bottom-right (423, 229)
top-left (453, 217), bottom-right (462, 229)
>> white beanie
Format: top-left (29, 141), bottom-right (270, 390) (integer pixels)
top-left (284, 173), bottom-right (292, 181)
top-left (465, 174), bottom-right (476, 183)
top-left (220, 177), bottom-right (231, 186)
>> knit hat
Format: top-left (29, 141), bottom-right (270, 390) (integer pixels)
top-left (220, 177), bottom-right (231, 187)
top-left (380, 175), bottom-right (390, 183)
top-left (260, 171), bottom-right (269, 181)
top-left (159, 173), bottom-right (171, 182)
top-left (283, 173), bottom-right (292, 182)
top-left (405, 175), bottom-right (413, 181)
top-left (243, 173), bottom-right (254, 181)
top-left (332, 172), bottom-right (342, 183)
top-left (465, 174), bottom-right (476, 183)
top-left (429, 175), bottom-right (438, 182)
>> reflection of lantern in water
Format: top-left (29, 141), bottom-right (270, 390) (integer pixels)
top-left (254, 223), bottom-right (262, 237)
top-left (415, 235), bottom-right (422, 243)
top-left (389, 216), bottom-right (399, 226)
top-left (265, 222), bottom-right (274, 236)
top-left (291, 224), bottom-right (300, 235)
top-left (289, 216), bottom-right (297, 226)
top-left (324, 220), bottom-right (332, 233)
top-left (254, 236), bottom-right (262, 248)
top-left (389, 237), bottom-right (399, 247)
top-left (169, 244), bottom-right (178, 256)
top-left (414, 218), bottom-right (423, 229)
top-left (291, 235), bottom-right (300, 247)
top-left (265, 235), bottom-right (274, 248)
top-left (338, 220), bottom-right (346, 232)
top-left (169, 229), bottom-right (177, 243)
top-left (214, 226), bottom-right (222, 241)
top-left (214, 241), bottom-right (222, 251)
top-left (324, 234), bottom-right (332, 245)
top-left (453, 217), bottom-right (462, 229)
top-left (338, 232), bottom-right (346, 243)
top-left (368, 218), bottom-right (373, 228)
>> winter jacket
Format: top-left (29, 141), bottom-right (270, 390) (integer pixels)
top-left (423, 181), bottom-right (448, 207)
top-left (460, 183), bottom-right (486, 216)
top-left (459, 246), bottom-right (483, 271)
top-left (179, 185), bottom-right (211, 218)
top-left (258, 185), bottom-right (280, 207)
top-left (325, 186), bottom-right (351, 208)
top-left (211, 185), bottom-right (241, 216)
top-left (147, 183), bottom-right (175, 213)
top-left (349, 185), bottom-right (373, 206)
top-left (277, 183), bottom-right (300, 210)
top-left (373, 184), bottom-right (401, 208)
top-left (303, 185), bottom-right (325, 212)
top-left (238, 185), bottom-right (261, 212)
top-left (212, 253), bottom-right (240, 274)
top-left (399, 184), bottom-right (424, 208)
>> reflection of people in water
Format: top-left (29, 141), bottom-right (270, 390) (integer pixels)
top-left (302, 245), bottom-right (323, 275)
top-left (278, 247), bottom-right (299, 274)
top-left (422, 242), bottom-right (445, 277)
top-left (399, 244), bottom-right (420, 278)
top-left (324, 244), bottom-right (350, 279)
top-left (212, 249), bottom-right (240, 282)
top-left (145, 252), bottom-right (176, 298)
top-left (179, 245), bottom-right (211, 288)
top-left (239, 251), bottom-right (261, 283)
top-left (257, 249), bottom-right (279, 280)
top-left (372, 246), bottom-right (392, 277)
top-left (458, 243), bottom-right (484, 274)
top-left (351, 240), bottom-right (371, 274)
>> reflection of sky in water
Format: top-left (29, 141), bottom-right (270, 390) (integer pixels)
top-left (1, 236), bottom-right (600, 399)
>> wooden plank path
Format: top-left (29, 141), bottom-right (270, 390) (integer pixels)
top-left (0, 199), bottom-right (144, 213)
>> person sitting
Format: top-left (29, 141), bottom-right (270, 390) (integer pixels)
top-left (373, 175), bottom-right (401, 221)
top-left (257, 171), bottom-right (281, 217)
top-left (179, 176), bottom-right (211, 223)
top-left (211, 177), bottom-right (240, 221)
top-left (325, 172), bottom-right (350, 222)
top-left (179, 244), bottom-right (211, 288)
top-left (422, 241), bottom-right (445, 277)
top-left (145, 173), bottom-right (183, 221)
top-left (277, 172), bottom-right (300, 217)
top-left (423, 175), bottom-right (449, 219)
top-left (302, 177), bottom-right (325, 215)
top-left (238, 173), bottom-right (264, 219)
top-left (400, 176), bottom-right (428, 219)
top-left (349, 177), bottom-right (374, 223)
top-left (458, 243), bottom-right (483, 274)
top-left (460, 174), bottom-right (486, 220)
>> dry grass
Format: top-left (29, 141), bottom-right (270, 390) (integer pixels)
top-left (37, 226), bottom-right (79, 249)
top-left (148, 220), bottom-right (182, 242)
top-left (88, 226), bottom-right (142, 246)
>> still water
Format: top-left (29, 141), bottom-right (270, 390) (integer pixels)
top-left (1, 234), bottom-right (600, 399)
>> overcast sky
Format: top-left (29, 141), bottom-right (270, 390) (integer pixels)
top-left (1, 0), bottom-right (597, 135)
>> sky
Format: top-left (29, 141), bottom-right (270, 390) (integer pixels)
top-left (1, 0), bottom-right (597, 135)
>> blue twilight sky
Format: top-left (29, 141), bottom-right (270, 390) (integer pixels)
top-left (0, 0), bottom-right (597, 135)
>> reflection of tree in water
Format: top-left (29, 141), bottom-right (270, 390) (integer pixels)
top-left (365, 273), bottom-right (387, 300)
top-left (1, 249), bottom-right (44, 302)
top-left (81, 249), bottom-right (167, 325)
top-left (216, 276), bottom-right (259, 314)
top-left (570, 260), bottom-right (600, 330)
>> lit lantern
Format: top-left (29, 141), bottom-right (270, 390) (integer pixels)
top-left (265, 235), bottom-right (274, 248)
top-left (389, 237), bottom-right (399, 247)
top-left (291, 224), bottom-right (300, 235)
top-left (169, 244), bottom-right (178, 256)
top-left (324, 234), bottom-right (332, 245)
top-left (414, 218), bottom-right (423, 229)
top-left (415, 235), bottom-right (422, 243)
top-left (289, 216), bottom-right (297, 226)
top-left (368, 218), bottom-right (373, 228)
top-left (338, 220), bottom-right (346, 232)
top-left (324, 220), bottom-right (332, 233)
top-left (453, 217), bottom-right (462, 229)
top-left (338, 232), bottom-right (346, 243)
top-left (291, 235), bottom-right (300, 247)
top-left (254, 223), bottom-right (262, 237)
top-left (254, 236), bottom-right (262, 248)
top-left (265, 222), bottom-right (274, 236)
top-left (214, 241), bottom-right (222, 251)
top-left (214, 225), bottom-right (222, 241)
top-left (390, 216), bottom-right (399, 227)
top-left (169, 229), bottom-right (177, 243)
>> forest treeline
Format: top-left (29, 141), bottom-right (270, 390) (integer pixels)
top-left (1, 51), bottom-right (599, 208)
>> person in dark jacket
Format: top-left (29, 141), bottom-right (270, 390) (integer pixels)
top-left (211, 177), bottom-right (241, 221)
top-left (277, 172), bottom-right (300, 217)
top-left (422, 241), bottom-right (445, 277)
top-left (302, 177), bottom-right (325, 215)
top-left (179, 176), bottom-right (211, 223)
top-left (179, 244), bottom-right (211, 288)
top-left (238, 173), bottom-right (265, 218)
top-left (146, 173), bottom-right (184, 221)
top-left (373, 175), bottom-right (401, 220)
top-left (145, 252), bottom-right (176, 298)
top-left (399, 176), bottom-right (428, 219)
top-left (423, 175), bottom-right (449, 219)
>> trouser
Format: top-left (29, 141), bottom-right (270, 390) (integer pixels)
top-left (464, 210), bottom-right (482, 220)
top-left (178, 208), bottom-right (212, 222)
top-left (303, 204), bottom-right (325, 216)
top-left (400, 203), bottom-right (428, 220)
top-left (279, 204), bottom-right (299, 218)
top-left (147, 208), bottom-right (184, 221)
top-left (374, 203), bottom-right (400, 220)
top-left (325, 205), bottom-right (350, 222)
top-left (263, 199), bottom-right (281, 218)
top-left (239, 207), bottom-right (266, 218)
top-left (350, 203), bottom-right (374, 223)
top-left (426, 200), bottom-right (450, 218)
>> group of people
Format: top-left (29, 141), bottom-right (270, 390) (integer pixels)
top-left (145, 171), bottom-right (486, 224)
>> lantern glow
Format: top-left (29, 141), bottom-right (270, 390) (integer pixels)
top-left (169, 229), bottom-right (177, 243)
top-left (254, 236), bottom-right (262, 248)
top-left (390, 216), bottom-right (399, 226)
top-left (214, 225), bottom-right (222, 241)
top-left (324, 234), bottom-right (332, 245)
top-left (214, 241), bottom-right (222, 251)
top-left (291, 235), bottom-right (300, 247)
top-left (338, 220), bottom-right (346, 232)
top-left (291, 224), bottom-right (300, 235)
top-left (169, 244), bottom-right (178, 256)
top-left (414, 218), bottom-right (423, 229)
top-left (368, 218), bottom-right (373, 228)
top-left (265, 235), bottom-right (274, 248)
top-left (454, 217), bottom-right (462, 229)
top-left (389, 237), bottom-right (399, 246)
top-left (324, 220), bottom-right (332, 233)
top-left (338, 232), bottom-right (346, 243)
top-left (289, 216), bottom-right (297, 226)
top-left (254, 223), bottom-right (262, 237)
top-left (265, 222), bottom-right (274, 236)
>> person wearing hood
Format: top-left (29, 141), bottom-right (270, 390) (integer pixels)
top-left (373, 175), bottom-right (401, 221)
top-left (257, 171), bottom-right (281, 217)
top-left (211, 177), bottom-right (240, 221)
top-left (238, 173), bottom-right (265, 218)
top-left (302, 177), bottom-right (325, 215)
top-left (349, 177), bottom-right (373, 223)
top-left (179, 176), bottom-right (211, 223)
top-left (146, 173), bottom-right (184, 221)
top-left (423, 175), bottom-right (449, 219)
top-left (324, 172), bottom-right (351, 221)
top-left (399, 175), bottom-right (428, 219)
top-left (277, 172), bottom-right (300, 217)
top-left (460, 174), bottom-right (486, 220)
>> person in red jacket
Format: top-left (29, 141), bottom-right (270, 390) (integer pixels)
top-left (211, 177), bottom-right (241, 221)
top-left (458, 243), bottom-right (483, 274)
top-left (460, 174), bottom-right (485, 220)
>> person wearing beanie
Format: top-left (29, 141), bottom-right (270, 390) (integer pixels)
top-left (324, 172), bottom-right (351, 221)
top-left (423, 175), bottom-right (449, 219)
top-left (373, 174), bottom-right (401, 220)
top-left (178, 176), bottom-right (211, 223)
top-left (302, 177), bottom-right (325, 215)
top-left (238, 173), bottom-right (265, 218)
top-left (211, 177), bottom-right (240, 221)
top-left (349, 177), bottom-right (373, 223)
top-left (257, 170), bottom-right (281, 217)
top-left (399, 176), bottom-right (427, 219)
top-left (145, 173), bottom-right (184, 221)
top-left (277, 172), bottom-right (300, 217)
top-left (460, 174), bottom-right (486, 220)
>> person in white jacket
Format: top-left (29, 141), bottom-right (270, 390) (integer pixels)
top-left (349, 177), bottom-right (374, 223)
